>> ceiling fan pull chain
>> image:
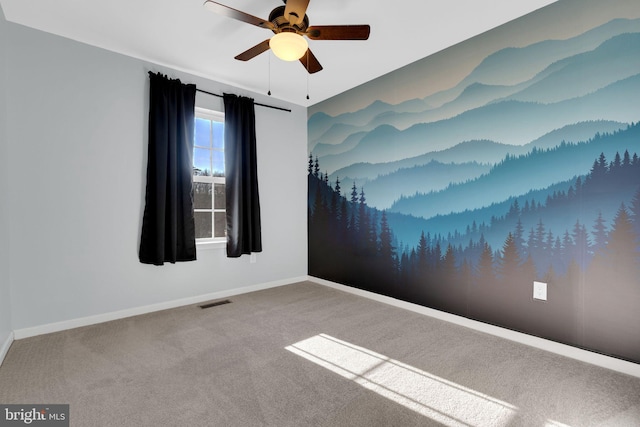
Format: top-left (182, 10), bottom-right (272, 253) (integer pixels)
top-left (306, 50), bottom-right (310, 100)
top-left (268, 51), bottom-right (272, 96)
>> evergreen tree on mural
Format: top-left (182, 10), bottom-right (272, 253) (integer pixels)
top-left (417, 231), bottom-right (429, 276)
top-left (592, 211), bottom-right (608, 255)
top-left (470, 240), bottom-right (496, 321)
top-left (499, 233), bottom-right (520, 283)
top-left (631, 187), bottom-right (640, 249)
top-left (375, 210), bottom-right (397, 291)
top-left (584, 203), bottom-right (640, 358)
top-left (357, 188), bottom-right (370, 255)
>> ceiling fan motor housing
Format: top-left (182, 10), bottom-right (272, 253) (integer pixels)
top-left (268, 6), bottom-right (309, 33)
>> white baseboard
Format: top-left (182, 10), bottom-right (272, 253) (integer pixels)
top-left (308, 276), bottom-right (640, 379)
top-left (0, 331), bottom-right (14, 367)
top-left (13, 276), bottom-right (308, 340)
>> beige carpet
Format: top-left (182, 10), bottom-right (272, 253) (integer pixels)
top-left (1, 281), bottom-right (639, 426)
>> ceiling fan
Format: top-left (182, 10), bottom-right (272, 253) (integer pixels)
top-left (203, 0), bottom-right (371, 74)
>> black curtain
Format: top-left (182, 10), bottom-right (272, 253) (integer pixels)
top-left (223, 94), bottom-right (262, 257)
top-left (139, 72), bottom-right (197, 265)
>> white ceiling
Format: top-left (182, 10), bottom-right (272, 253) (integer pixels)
top-left (0, 0), bottom-right (557, 107)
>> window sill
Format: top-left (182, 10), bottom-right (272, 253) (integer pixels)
top-left (196, 240), bottom-right (226, 251)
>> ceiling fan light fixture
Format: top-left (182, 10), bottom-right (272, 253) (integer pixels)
top-left (269, 32), bottom-right (308, 61)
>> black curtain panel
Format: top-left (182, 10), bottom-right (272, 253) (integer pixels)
top-left (223, 93), bottom-right (262, 258)
top-left (139, 72), bottom-right (197, 265)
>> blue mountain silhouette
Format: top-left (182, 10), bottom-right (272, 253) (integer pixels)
top-left (319, 73), bottom-right (639, 173)
top-left (309, 19), bottom-right (640, 157)
top-left (390, 123), bottom-right (640, 219)
top-left (328, 120), bottom-right (626, 187)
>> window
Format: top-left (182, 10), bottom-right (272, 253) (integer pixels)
top-left (193, 107), bottom-right (226, 243)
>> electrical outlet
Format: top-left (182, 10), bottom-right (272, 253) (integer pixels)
top-left (533, 281), bottom-right (547, 301)
top-left (250, 253), bottom-right (257, 264)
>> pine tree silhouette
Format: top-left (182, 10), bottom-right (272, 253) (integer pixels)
top-left (592, 211), bottom-right (608, 255)
top-left (584, 203), bottom-right (640, 360)
top-left (379, 211), bottom-right (396, 273)
top-left (630, 187), bottom-right (640, 249)
top-left (475, 240), bottom-right (495, 286)
top-left (499, 232), bottom-right (521, 283)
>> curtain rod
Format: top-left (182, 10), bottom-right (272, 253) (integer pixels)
top-left (196, 88), bottom-right (292, 113)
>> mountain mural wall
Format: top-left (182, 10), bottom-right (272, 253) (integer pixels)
top-left (308, 0), bottom-right (640, 364)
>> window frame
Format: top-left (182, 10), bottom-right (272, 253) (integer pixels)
top-left (193, 107), bottom-right (226, 248)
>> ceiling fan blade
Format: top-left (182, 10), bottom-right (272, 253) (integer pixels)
top-left (306, 25), bottom-right (370, 40)
top-left (203, 1), bottom-right (274, 30)
top-left (300, 48), bottom-right (323, 74)
top-left (284, 0), bottom-right (310, 26)
top-left (234, 40), bottom-right (271, 61)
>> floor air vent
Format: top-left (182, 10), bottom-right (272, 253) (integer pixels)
top-left (199, 299), bottom-right (232, 309)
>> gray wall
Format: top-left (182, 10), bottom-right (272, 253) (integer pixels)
top-left (4, 20), bottom-right (308, 331)
top-left (0, 6), bottom-right (12, 350)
